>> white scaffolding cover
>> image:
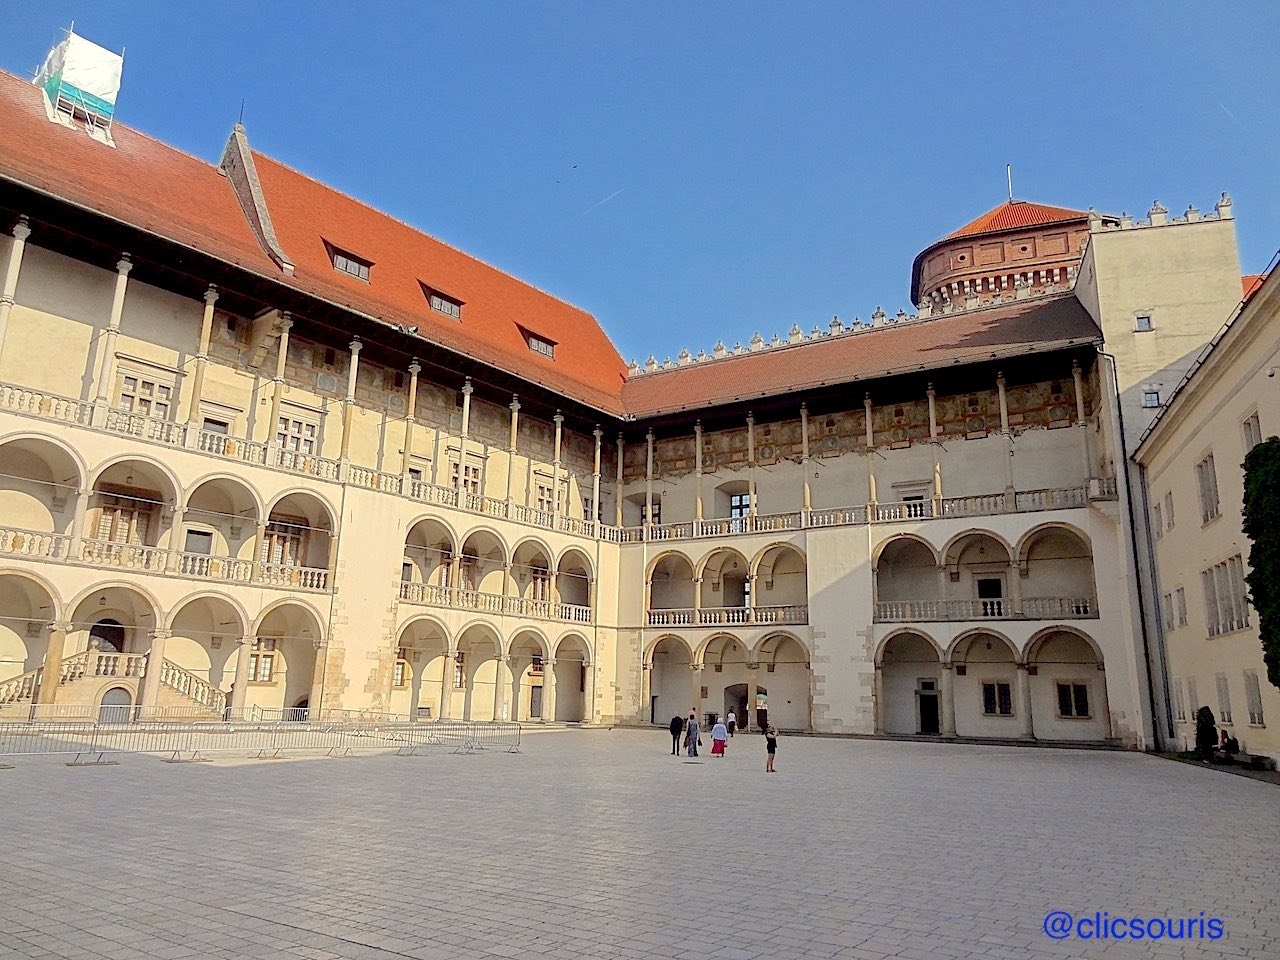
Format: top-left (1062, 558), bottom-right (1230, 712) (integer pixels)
top-left (35, 31), bottom-right (123, 119)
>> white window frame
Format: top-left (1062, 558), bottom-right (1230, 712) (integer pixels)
top-left (1175, 587), bottom-right (1187, 626)
top-left (329, 245), bottom-right (371, 282)
top-left (1243, 411), bottom-right (1263, 453)
top-left (980, 680), bottom-right (1014, 717)
top-left (1215, 673), bottom-right (1233, 725)
top-left (1173, 679), bottom-right (1186, 722)
top-left (1134, 314), bottom-right (1154, 332)
top-left (276, 404), bottom-right (322, 456)
top-left (1195, 453), bottom-right (1220, 523)
top-left (116, 366), bottom-right (177, 421)
top-left (1244, 671), bottom-right (1265, 726)
top-left (1055, 681), bottom-right (1091, 719)
top-left (1141, 391), bottom-right (1161, 408)
top-left (248, 638), bottom-right (277, 683)
top-left (1164, 491), bottom-right (1175, 530)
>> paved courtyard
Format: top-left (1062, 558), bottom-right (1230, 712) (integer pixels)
top-left (1, 729), bottom-right (1277, 960)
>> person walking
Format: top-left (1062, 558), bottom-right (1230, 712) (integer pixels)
top-left (669, 714), bottom-right (684, 755)
top-left (765, 724), bottom-right (778, 773)
top-left (684, 712), bottom-right (700, 757)
top-left (710, 718), bottom-right (729, 757)
top-left (726, 709), bottom-right (737, 738)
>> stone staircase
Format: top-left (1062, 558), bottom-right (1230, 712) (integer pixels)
top-left (0, 649), bottom-right (223, 720)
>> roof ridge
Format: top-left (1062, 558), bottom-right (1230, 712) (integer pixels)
top-left (627, 289), bottom-right (1082, 382)
top-left (249, 148), bottom-right (602, 323)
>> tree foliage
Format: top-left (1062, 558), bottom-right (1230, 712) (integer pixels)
top-left (1242, 437), bottom-right (1280, 689)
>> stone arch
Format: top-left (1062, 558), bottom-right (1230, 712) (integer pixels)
top-left (647, 549), bottom-right (695, 581)
top-left (645, 633), bottom-right (695, 664)
top-left (397, 612), bottom-right (452, 646)
top-left (510, 534), bottom-right (555, 565)
top-left (698, 632), bottom-right (749, 665)
top-left (506, 624), bottom-right (552, 660)
top-left (402, 516), bottom-right (457, 589)
top-left (871, 532), bottom-right (940, 568)
top-left (751, 543), bottom-right (808, 608)
top-left (1024, 626), bottom-right (1110, 741)
top-left (752, 632), bottom-right (811, 731)
top-left (0, 569), bottom-right (63, 683)
top-left (0, 433), bottom-right (86, 539)
top-left (0, 567), bottom-right (64, 622)
top-left (941, 529), bottom-right (1014, 574)
top-left (457, 527), bottom-right (509, 594)
top-left (0, 430), bottom-right (89, 484)
top-left (699, 546), bottom-right (751, 609)
top-left (251, 597), bottom-right (326, 638)
top-left (183, 471), bottom-right (265, 520)
top-left (166, 592), bottom-right (250, 693)
top-left (250, 600), bottom-right (325, 715)
top-left (554, 631), bottom-right (593, 665)
top-left (549, 631), bottom-right (593, 722)
top-left (696, 546), bottom-right (751, 582)
top-left (404, 511), bottom-right (460, 548)
top-left (511, 537), bottom-right (554, 603)
top-left (68, 580), bottom-right (163, 630)
top-left (647, 634), bottom-right (694, 726)
top-left (165, 591), bottom-right (251, 635)
top-left (1023, 624), bottom-right (1105, 665)
top-left (67, 582), bottom-right (164, 659)
top-left (875, 627), bottom-right (943, 666)
top-left (264, 488), bottom-right (338, 532)
top-left (454, 620), bottom-right (504, 721)
top-left (648, 552), bottom-right (696, 611)
top-left (181, 474), bottom-right (263, 568)
top-left (394, 614), bottom-right (452, 720)
top-left (89, 453), bottom-right (182, 506)
top-left (1015, 523), bottom-right (1097, 606)
top-left (947, 628), bottom-right (1020, 664)
top-left (555, 547), bottom-right (593, 608)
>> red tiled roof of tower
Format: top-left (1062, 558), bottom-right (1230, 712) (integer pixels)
top-left (944, 200), bottom-right (1089, 240)
top-left (0, 69), bottom-right (628, 415)
top-left (0, 69), bottom-right (275, 274)
top-left (1242, 274), bottom-right (1267, 302)
top-left (621, 294), bottom-right (1101, 418)
top-left (248, 152), bottom-right (628, 415)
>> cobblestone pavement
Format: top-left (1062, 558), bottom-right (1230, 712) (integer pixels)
top-left (1, 729), bottom-right (1277, 960)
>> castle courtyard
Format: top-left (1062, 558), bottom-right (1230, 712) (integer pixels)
top-left (0, 731), bottom-right (1275, 960)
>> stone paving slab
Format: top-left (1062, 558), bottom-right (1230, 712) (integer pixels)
top-left (0, 730), bottom-right (1276, 959)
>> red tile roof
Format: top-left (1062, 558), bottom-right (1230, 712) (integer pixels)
top-left (1242, 273), bottom-right (1267, 302)
top-left (249, 152), bottom-right (627, 414)
top-left (944, 200), bottom-right (1089, 240)
top-left (621, 294), bottom-right (1101, 418)
top-left (0, 69), bottom-right (627, 415)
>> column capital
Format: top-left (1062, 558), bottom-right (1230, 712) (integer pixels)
top-left (544, 658), bottom-right (557, 667)
top-left (941, 660), bottom-right (954, 671)
top-left (203, 284), bottom-right (219, 306)
top-left (279, 312), bottom-right (293, 333)
top-left (997, 370), bottom-right (1007, 386)
top-left (497, 654), bottom-right (510, 664)
top-left (48, 620), bottom-right (73, 634)
top-left (238, 636), bottom-right (257, 646)
top-left (349, 338), bottom-right (363, 354)
top-left (116, 254), bottom-right (133, 275)
top-left (592, 425), bottom-right (603, 440)
top-left (927, 381), bottom-right (936, 398)
top-left (510, 394), bottom-right (520, 412)
top-left (554, 411), bottom-right (564, 425)
top-left (1071, 358), bottom-right (1082, 376)
top-left (461, 377), bottom-right (473, 397)
top-left (408, 358), bottom-right (421, 376)
top-left (11, 215), bottom-right (32, 242)
top-left (150, 629), bottom-right (172, 641)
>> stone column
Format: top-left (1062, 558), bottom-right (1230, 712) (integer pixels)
top-left (591, 426), bottom-right (603, 528)
top-left (509, 657), bottom-right (524, 721)
top-left (928, 383), bottom-right (942, 511)
top-left (582, 659), bottom-right (596, 723)
top-left (940, 662), bottom-right (956, 738)
top-left (746, 412), bottom-right (757, 520)
top-left (494, 655), bottom-right (512, 720)
top-left (690, 661), bottom-right (703, 720)
top-left (90, 255), bottom-right (133, 426)
top-left (0, 216), bottom-right (32, 364)
top-left (68, 488), bottom-right (90, 559)
top-left (505, 395), bottom-right (520, 506)
top-left (551, 412), bottom-right (564, 526)
top-left (338, 338), bottom-right (362, 475)
top-left (229, 637), bottom-right (253, 719)
top-left (694, 420), bottom-right (704, 522)
top-left (864, 393), bottom-right (877, 506)
top-left (164, 505), bottom-right (187, 573)
top-left (1073, 360), bottom-right (1092, 479)
top-left (308, 641), bottom-right (327, 719)
top-left (543, 658), bottom-right (558, 723)
top-left (1016, 663), bottom-right (1034, 740)
top-left (185, 285), bottom-right (219, 442)
top-left (35, 620), bottom-right (70, 705)
top-left (644, 429), bottom-right (655, 534)
top-left (746, 670), bottom-right (758, 731)
top-left (401, 359), bottom-right (421, 485)
top-left (872, 663), bottom-right (884, 734)
top-left (250, 520), bottom-right (268, 582)
top-left (1008, 561), bottom-right (1023, 616)
top-left (439, 649), bottom-right (457, 719)
top-left (455, 377), bottom-right (473, 500)
top-left (266, 313), bottom-right (293, 456)
top-left (800, 403), bottom-right (811, 520)
top-left (997, 371), bottom-right (1015, 505)
top-left (139, 629), bottom-right (172, 709)
top-left (615, 433), bottom-right (625, 526)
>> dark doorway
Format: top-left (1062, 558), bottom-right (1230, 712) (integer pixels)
top-left (530, 685), bottom-right (543, 719)
top-left (917, 678), bottom-right (940, 735)
top-left (90, 619), bottom-right (125, 653)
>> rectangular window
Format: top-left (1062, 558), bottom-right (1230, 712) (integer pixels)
top-left (531, 655), bottom-right (544, 675)
top-left (529, 565), bottom-right (552, 602)
top-left (117, 373), bottom-right (173, 419)
top-left (729, 492), bottom-right (751, 519)
top-left (1243, 412), bottom-right (1263, 453)
top-left (184, 529), bottom-right (214, 555)
top-left (1187, 677), bottom-right (1198, 717)
top-left (451, 461), bottom-right (482, 496)
top-left (420, 284), bottom-right (463, 320)
top-left (1175, 587), bottom-right (1187, 626)
top-left (1216, 673), bottom-right (1233, 724)
top-left (329, 245), bottom-right (371, 281)
top-left (1056, 682), bottom-right (1090, 718)
top-left (1142, 391), bottom-right (1161, 408)
top-left (1134, 314), bottom-right (1153, 332)
top-left (1161, 593), bottom-right (1174, 631)
top-left (522, 328), bottom-right (556, 359)
top-left (1244, 670), bottom-right (1265, 725)
top-left (981, 681), bottom-right (1013, 716)
top-left (1173, 679), bottom-right (1186, 722)
top-left (401, 561), bottom-right (414, 582)
top-left (276, 415), bottom-right (317, 455)
top-left (454, 654), bottom-right (466, 689)
top-left (95, 493), bottom-right (154, 545)
top-left (262, 520), bottom-right (306, 568)
top-left (1153, 503), bottom-right (1162, 540)
top-left (1196, 454), bottom-right (1220, 523)
top-left (1203, 555), bottom-right (1250, 635)
top-left (640, 501), bottom-right (661, 525)
top-left (393, 653), bottom-right (408, 688)
top-left (201, 417), bottom-right (230, 435)
top-left (248, 639), bottom-right (276, 683)
top-left (1164, 492), bottom-right (1175, 530)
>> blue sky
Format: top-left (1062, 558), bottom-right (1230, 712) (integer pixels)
top-left (3, 2), bottom-right (1277, 364)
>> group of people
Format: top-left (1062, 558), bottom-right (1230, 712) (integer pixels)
top-left (669, 710), bottom-right (779, 771)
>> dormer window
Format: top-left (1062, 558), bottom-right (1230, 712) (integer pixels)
top-left (419, 283), bottom-right (462, 320)
top-left (520, 327), bottom-right (556, 359)
top-left (325, 242), bottom-right (371, 282)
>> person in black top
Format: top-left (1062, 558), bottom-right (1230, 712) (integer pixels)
top-left (669, 714), bottom-right (684, 755)
top-left (765, 725), bottom-right (778, 773)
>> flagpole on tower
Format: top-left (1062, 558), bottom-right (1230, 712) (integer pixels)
top-left (1007, 164), bottom-right (1014, 202)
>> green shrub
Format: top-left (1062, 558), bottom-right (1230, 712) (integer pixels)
top-left (1194, 705), bottom-right (1217, 759)
top-left (1242, 437), bottom-right (1280, 688)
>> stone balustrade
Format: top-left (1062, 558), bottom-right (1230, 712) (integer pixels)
top-left (646, 605), bottom-right (808, 627)
top-left (875, 596), bottom-right (1096, 622)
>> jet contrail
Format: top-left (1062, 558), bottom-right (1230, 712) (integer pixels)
top-left (580, 188), bottom-right (625, 216)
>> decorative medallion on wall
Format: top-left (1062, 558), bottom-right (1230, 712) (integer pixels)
top-left (317, 371), bottom-right (340, 394)
top-left (387, 394), bottom-right (406, 414)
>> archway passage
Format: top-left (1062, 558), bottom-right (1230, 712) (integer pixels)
top-left (756, 635), bottom-right (811, 731)
top-left (85, 458), bottom-right (177, 568)
top-left (552, 635), bottom-right (593, 723)
top-left (453, 624), bottom-right (501, 721)
top-left (250, 603), bottom-right (323, 718)
top-left (0, 573), bottom-right (59, 688)
top-left (950, 632), bottom-right (1020, 738)
top-left (880, 633), bottom-right (942, 736)
top-left (167, 595), bottom-right (247, 712)
top-left (393, 618), bottom-right (449, 720)
top-left (508, 630), bottom-right (549, 721)
top-left (0, 437), bottom-right (82, 550)
top-left (875, 537), bottom-right (939, 620)
top-left (1027, 630), bottom-right (1110, 742)
top-left (701, 634), bottom-right (748, 726)
top-left (180, 477), bottom-right (261, 580)
top-left (98, 686), bottom-right (133, 723)
top-left (648, 637), bottom-right (692, 725)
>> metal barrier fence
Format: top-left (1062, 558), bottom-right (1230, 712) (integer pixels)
top-left (0, 718), bottom-right (521, 767)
